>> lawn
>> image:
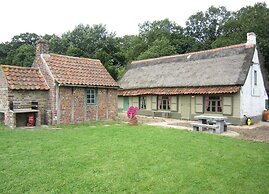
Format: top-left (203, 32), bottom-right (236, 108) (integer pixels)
top-left (0, 122), bottom-right (268, 193)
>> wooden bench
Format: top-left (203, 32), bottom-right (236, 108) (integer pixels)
top-left (192, 123), bottom-right (219, 133)
top-left (152, 111), bottom-right (171, 118)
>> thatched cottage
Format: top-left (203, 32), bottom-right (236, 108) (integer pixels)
top-left (118, 33), bottom-right (268, 124)
top-left (0, 40), bottom-right (118, 128)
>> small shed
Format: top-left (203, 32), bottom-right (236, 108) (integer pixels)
top-left (0, 65), bottom-right (49, 128)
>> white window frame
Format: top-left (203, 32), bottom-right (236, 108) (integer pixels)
top-left (86, 89), bottom-right (96, 105)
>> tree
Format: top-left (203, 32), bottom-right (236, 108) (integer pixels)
top-left (0, 33), bottom-right (40, 66)
top-left (185, 6), bottom-right (231, 48)
top-left (139, 19), bottom-right (195, 54)
top-left (11, 44), bottom-right (35, 67)
top-left (212, 3), bottom-right (269, 71)
top-left (139, 19), bottom-right (183, 44)
top-left (61, 24), bottom-right (115, 57)
top-left (0, 43), bottom-right (12, 64)
top-left (137, 37), bottom-right (177, 60)
top-left (11, 33), bottom-right (40, 48)
top-left (118, 35), bottom-right (148, 63)
top-left (43, 34), bottom-right (67, 54)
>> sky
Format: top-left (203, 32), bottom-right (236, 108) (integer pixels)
top-left (0, 0), bottom-right (268, 43)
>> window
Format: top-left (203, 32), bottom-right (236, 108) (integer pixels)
top-left (158, 96), bottom-right (171, 110)
top-left (205, 96), bottom-right (222, 113)
top-left (254, 70), bottom-right (257, 86)
top-left (86, 89), bottom-right (96, 104)
top-left (139, 96), bottom-right (147, 109)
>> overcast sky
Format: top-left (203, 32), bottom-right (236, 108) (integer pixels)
top-left (0, 0), bottom-right (267, 43)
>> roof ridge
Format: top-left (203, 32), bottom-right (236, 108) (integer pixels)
top-left (49, 53), bottom-right (100, 62)
top-left (132, 43), bottom-right (252, 64)
top-left (1, 65), bottom-right (39, 70)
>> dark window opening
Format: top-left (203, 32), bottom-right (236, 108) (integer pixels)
top-left (254, 70), bottom-right (257, 86)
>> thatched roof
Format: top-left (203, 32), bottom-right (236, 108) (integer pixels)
top-left (119, 43), bottom-right (255, 90)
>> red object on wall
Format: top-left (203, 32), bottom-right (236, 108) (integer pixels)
top-left (27, 113), bottom-right (35, 126)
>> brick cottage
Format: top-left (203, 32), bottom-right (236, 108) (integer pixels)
top-left (0, 40), bottom-right (118, 128)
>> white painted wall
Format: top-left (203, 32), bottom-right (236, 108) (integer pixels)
top-left (240, 48), bottom-right (268, 118)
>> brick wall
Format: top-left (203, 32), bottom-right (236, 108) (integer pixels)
top-left (97, 89), bottom-right (107, 120)
top-left (107, 89), bottom-right (118, 120)
top-left (32, 57), bottom-right (55, 124)
top-left (59, 87), bottom-right (72, 124)
top-left (8, 90), bottom-right (49, 125)
top-left (73, 88), bottom-right (85, 122)
top-left (58, 86), bottom-right (117, 124)
top-left (96, 88), bottom-right (118, 120)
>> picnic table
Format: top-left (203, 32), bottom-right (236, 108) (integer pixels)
top-left (192, 115), bottom-right (226, 134)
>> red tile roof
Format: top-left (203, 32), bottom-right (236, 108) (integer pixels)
top-left (1, 65), bottom-right (49, 90)
top-left (118, 86), bottom-right (241, 96)
top-left (43, 54), bottom-right (118, 87)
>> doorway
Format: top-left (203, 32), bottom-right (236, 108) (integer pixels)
top-left (181, 96), bottom-right (191, 120)
top-left (123, 97), bottom-right (129, 111)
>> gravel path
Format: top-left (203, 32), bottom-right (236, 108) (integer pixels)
top-left (118, 113), bottom-right (269, 143)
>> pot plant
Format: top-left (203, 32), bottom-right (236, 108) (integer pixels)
top-left (127, 106), bottom-right (139, 125)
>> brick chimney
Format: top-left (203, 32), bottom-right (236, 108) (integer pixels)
top-left (247, 32), bottom-right (256, 45)
top-left (36, 39), bottom-right (49, 57)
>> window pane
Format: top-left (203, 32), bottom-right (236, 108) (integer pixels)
top-left (140, 96), bottom-right (146, 109)
top-left (212, 101), bottom-right (216, 106)
top-left (254, 70), bottom-right (257, 85)
top-left (212, 106), bottom-right (216, 112)
top-left (163, 99), bottom-right (167, 110)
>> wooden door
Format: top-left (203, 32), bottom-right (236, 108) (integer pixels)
top-left (123, 97), bottom-right (129, 111)
top-left (181, 96), bottom-right (191, 120)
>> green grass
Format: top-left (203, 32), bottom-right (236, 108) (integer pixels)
top-left (0, 122), bottom-right (269, 193)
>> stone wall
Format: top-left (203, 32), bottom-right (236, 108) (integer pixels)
top-left (8, 90), bottom-right (49, 125)
top-left (0, 68), bottom-right (8, 111)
